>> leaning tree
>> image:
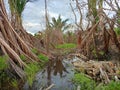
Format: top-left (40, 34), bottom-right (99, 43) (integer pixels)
top-left (0, 0), bottom-right (39, 78)
top-left (8, 0), bottom-right (35, 44)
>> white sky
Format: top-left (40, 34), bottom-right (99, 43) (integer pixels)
top-left (22, 0), bottom-right (75, 34)
top-left (4, 0), bottom-right (117, 34)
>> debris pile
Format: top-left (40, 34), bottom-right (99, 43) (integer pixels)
top-left (72, 57), bottom-right (120, 84)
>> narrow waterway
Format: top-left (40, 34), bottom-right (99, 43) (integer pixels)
top-left (24, 57), bottom-right (76, 90)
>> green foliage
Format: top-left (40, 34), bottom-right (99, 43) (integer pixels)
top-left (103, 81), bottom-right (120, 90)
top-left (9, 0), bottom-right (28, 17)
top-left (88, 0), bottom-right (98, 23)
top-left (0, 56), bottom-right (8, 71)
top-left (95, 81), bottom-right (120, 90)
top-left (72, 73), bottom-right (120, 90)
top-left (24, 62), bottom-right (39, 86)
top-left (72, 73), bottom-right (96, 90)
top-left (56, 43), bottom-right (76, 49)
top-left (114, 28), bottom-right (120, 36)
top-left (20, 54), bottom-right (26, 61)
top-left (0, 72), bottom-right (9, 89)
top-left (31, 48), bottom-right (38, 54)
top-left (11, 79), bottom-right (18, 88)
top-left (0, 72), bottom-right (19, 90)
top-left (49, 15), bottom-right (70, 31)
top-left (38, 54), bottom-right (49, 62)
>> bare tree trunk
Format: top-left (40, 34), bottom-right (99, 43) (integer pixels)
top-left (45, 0), bottom-right (50, 54)
top-left (77, 31), bottom-right (82, 48)
top-left (103, 28), bottom-right (110, 54)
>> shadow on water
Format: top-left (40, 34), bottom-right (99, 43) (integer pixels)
top-left (24, 56), bottom-right (75, 90)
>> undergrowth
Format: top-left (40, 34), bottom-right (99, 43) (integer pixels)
top-left (96, 81), bottom-right (120, 90)
top-left (72, 72), bottom-right (120, 90)
top-left (0, 56), bottom-right (8, 71)
top-left (114, 28), bottom-right (120, 36)
top-left (72, 73), bottom-right (96, 90)
top-left (24, 62), bottom-right (40, 86)
top-left (0, 49), bottom-right (49, 89)
top-left (24, 51), bottom-right (49, 86)
top-left (0, 56), bottom-right (19, 89)
top-left (56, 43), bottom-right (76, 49)
top-left (38, 54), bottom-right (49, 62)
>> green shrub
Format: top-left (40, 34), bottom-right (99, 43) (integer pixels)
top-left (104, 81), bottom-right (120, 90)
top-left (56, 43), bottom-right (76, 49)
top-left (0, 56), bottom-right (8, 71)
top-left (72, 73), bottom-right (96, 90)
top-left (96, 81), bottom-right (120, 90)
top-left (72, 73), bottom-right (120, 90)
top-left (24, 62), bottom-right (39, 86)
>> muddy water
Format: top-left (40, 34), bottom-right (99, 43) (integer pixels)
top-left (24, 58), bottom-right (76, 90)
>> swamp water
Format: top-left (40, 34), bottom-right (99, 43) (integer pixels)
top-left (24, 58), bottom-right (77, 90)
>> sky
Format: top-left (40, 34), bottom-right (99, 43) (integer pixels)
top-left (4, 0), bottom-right (117, 35)
top-left (22, 0), bottom-right (76, 34)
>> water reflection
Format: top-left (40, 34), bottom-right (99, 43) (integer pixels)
top-left (31, 56), bottom-right (75, 90)
top-left (47, 56), bottom-right (68, 86)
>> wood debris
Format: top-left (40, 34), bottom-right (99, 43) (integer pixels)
top-left (72, 58), bottom-right (120, 83)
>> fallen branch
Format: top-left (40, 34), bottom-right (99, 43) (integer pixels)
top-left (99, 67), bottom-right (110, 84)
top-left (45, 84), bottom-right (55, 90)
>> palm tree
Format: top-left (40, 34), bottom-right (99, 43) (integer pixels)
top-left (0, 0), bottom-right (39, 78)
top-left (50, 15), bottom-right (70, 32)
top-left (8, 0), bottom-right (37, 45)
top-left (49, 15), bottom-right (70, 44)
top-left (8, 0), bottom-right (28, 29)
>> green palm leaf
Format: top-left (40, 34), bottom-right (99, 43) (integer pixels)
top-left (49, 15), bottom-right (70, 31)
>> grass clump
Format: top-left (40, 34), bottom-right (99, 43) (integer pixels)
top-left (103, 81), bottom-right (120, 90)
top-left (38, 54), bottom-right (49, 62)
top-left (24, 62), bottom-right (40, 86)
top-left (96, 81), bottom-right (120, 90)
top-left (56, 43), bottom-right (76, 49)
top-left (72, 73), bottom-right (96, 90)
top-left (72, 73), bottom-right (120, 90)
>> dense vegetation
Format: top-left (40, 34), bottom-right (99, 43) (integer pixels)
top-left (72, 72), bottom-right (120, 90)
top-left (0, 0), bottom-right (120, 90)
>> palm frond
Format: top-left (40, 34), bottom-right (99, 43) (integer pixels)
top-left (50, 15), bottom-right (70, 31)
